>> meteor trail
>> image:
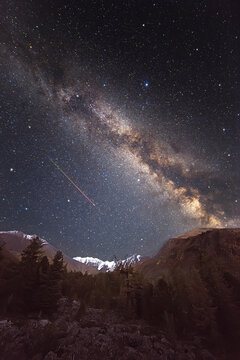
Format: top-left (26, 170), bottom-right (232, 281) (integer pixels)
top-left (49, 159), bottom-right (96, 207)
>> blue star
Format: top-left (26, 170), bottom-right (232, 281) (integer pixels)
top-left (24, 207), bottom-right (29, 211)
top-left (144, 81), bottom-right (149, 88)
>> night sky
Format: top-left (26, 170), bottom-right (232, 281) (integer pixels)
top-left (0, 0), bottom-right (239, 260)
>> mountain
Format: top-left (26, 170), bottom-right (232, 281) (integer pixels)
top-left (0, 231), bottom-right (145, 274)
top-left (0, 231), bottom-right (97, 274)
top-left (0, 244), bottom-right (18, 270)
top-left (73, 254), bottom-right (145, 271)
top-left (136, 227), bottom-right (240, 282)
top-left (73, 256), bottom-right (116, 271)
top-left (1, 227), bottom-right (240, 358)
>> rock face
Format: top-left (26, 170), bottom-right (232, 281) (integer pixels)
top-left (137, 228), bottom-right (240, 282)
top-left (0, 231), bottom-right (97, 274)
top-left (0, 300), bottom-right (216, 360)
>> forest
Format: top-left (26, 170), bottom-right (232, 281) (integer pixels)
top-left (1, 237), bottom-right (240, 358)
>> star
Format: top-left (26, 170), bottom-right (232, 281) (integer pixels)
top-left (0, 0), bottom-right (238, 261)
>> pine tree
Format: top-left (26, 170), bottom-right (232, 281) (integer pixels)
top-left (47, 251), bottom-right (65, 311)
top-left (21, 237), bottom-right (43, 272)
top-left (35, 256), bottom-right (52, 314)
top-left (51, 251), bottom-right (65, 279)
top-left (0, 241), bottom-right (5, 261)
top-left (20, 237), bottom-right (43, 312)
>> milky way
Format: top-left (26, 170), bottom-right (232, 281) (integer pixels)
top-left (0, 1), bottom-right (239, 259)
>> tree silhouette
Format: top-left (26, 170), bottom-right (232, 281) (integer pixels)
top-left (20, 237), bottom-right (43, 312)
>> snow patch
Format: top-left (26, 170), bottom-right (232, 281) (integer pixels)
top-left (25, 234), bottom-right (48, 244)
top-left (73, 256), bottom-right (116, 271)
top-left (73, 254), bottom-right (143, 272)
top-left (0, 231), bottom-right (48, 244)
top-left (0, 230), bottom-right (21, 235)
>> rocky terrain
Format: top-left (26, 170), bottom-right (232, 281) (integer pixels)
top-left (0, 298), bottom-right (216, 360)
top-left (136, 228), bottom-right (240, 282)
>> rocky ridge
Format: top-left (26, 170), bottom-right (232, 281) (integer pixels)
top-left (136, 228), bottom-right (240, 282)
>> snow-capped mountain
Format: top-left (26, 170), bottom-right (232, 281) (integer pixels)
top-left (0, 231), bottom-right (145, 273)
top-left (73, 254), bottom-right (144, 272)
top-left (0, 231), bottom-right (97, 274)
top-left (73, 257), bottom-right (116, 271)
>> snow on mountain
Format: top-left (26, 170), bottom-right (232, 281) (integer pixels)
top-left (0, 231), bottom-right (97, 274)
top-left (25, 233), bottom-right (49, 244)
top-left (73, 254), bottom-right (144, 272)
top-left (73, 257), bottom-right (116, 271)
top-left (0, 231), bottom-right (144, 273)
top-left (121, 254), bottom-right (142, 266)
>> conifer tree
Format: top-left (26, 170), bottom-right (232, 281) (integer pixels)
top-left (21, 237), bottom-right (43, 271)
top-left (20, 237), bottom-right (43, 312)
top-left (51, 250), bottom-right (65, 279)
top-left (47, 251), bottom-right (65, 310)
top-left (35, 256), bottom-right (52, 314)
top-left (0, 241), bottom-right (5, 261)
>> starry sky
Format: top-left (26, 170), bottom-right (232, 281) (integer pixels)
top-left (0, 0), bottom-right (239, 260)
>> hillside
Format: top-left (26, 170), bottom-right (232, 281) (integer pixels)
top-left (0, 231), bottom-right (97, 274)
top-left (0, 246), bottom-right (18, 268)
top-left (137, 228), bottom-right (240, 282)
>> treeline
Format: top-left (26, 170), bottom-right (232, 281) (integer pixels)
top-left (1, 237), bottom-right (240, 357)
top-left (0, 238), bottom-right (66, 314)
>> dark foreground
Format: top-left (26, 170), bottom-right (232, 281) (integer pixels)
top-left (0, 300), bottom-right (216, 360)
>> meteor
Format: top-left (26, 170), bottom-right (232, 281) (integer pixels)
top-left (49, 159), bottom-right (96, 207)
